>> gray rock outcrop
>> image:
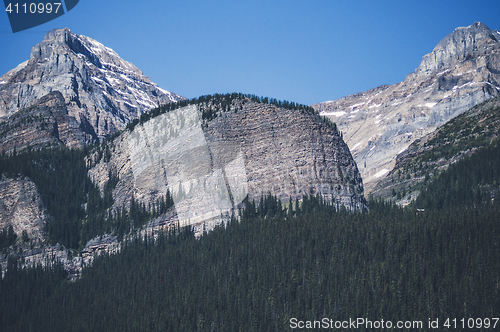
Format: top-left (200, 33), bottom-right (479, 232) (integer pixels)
top-left (0, 174), bottom-right (172, 279)
top-left (0, 91), bottom-right (85, 153)
top-left (416, 22), bottom-right (500, 75)
top-left (89, 99), bottom-right (366, 233)
top-left (0, 177), bottom-right (47, 241)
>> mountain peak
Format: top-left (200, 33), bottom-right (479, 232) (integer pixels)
top-left (455, 21), bottom-right (491, 33)
top-left (440, 21), bottom-right (499, 50)
top-left (31, 28), bottom-right (73, 56)
top-left (416, 22), bottom-right (500, 75)
top-left (0, 28), bottom-right (185, 144)
top-left (29, 28), bottom-right (144, 78)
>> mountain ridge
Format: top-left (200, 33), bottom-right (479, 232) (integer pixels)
top-left (415, 22), bottom-right (500, 76)
top-left (0, 93), bottom-right (366, 277)
top-left (313, 22), bottom-right (500, 194)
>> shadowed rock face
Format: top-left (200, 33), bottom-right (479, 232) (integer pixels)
top-left (0, 91), bottom-right (85, 153)
top-left (0, 175), bottom-right (121, 280)
top-left (0, 28), bottom-right (185, 145)
top-left (89, 99), bottom-right (366, 231)
top-left (313, 22), bottom-right (500, 194)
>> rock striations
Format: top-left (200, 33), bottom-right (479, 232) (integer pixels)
top-left (0, 91), bottom-right (84, 153)
top-left (89, 98), bottom-right (366, 233)
top-left (313, 22), bottom-right (500, 193)
top-left (0, 177), bottom-right (47, 241)
top-left (0, 28), bottom-right (185, 145)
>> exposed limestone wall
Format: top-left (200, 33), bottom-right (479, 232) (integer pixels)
top-left (89, 100), bottom-right (366, 234)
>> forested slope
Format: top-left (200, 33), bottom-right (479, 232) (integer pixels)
top-left (1, 140), bottom-right (499, 330)
top-left (372, 95), bottom-right (500, 204)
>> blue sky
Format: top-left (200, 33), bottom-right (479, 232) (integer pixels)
top-left (1, 0), bottom-right (499, 105)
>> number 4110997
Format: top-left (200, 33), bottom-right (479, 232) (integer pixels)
top-left (443, 318), bottom-right (498, 329)
top-left (5, 3), bottom-right (62, 14)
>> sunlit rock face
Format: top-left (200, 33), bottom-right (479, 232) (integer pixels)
top-left (313, 22), bottom-right (500, 193)
top-left (0, 28), bottom-right (185, 145)
top-left (89, 99), bottom-right (366, 232)
top-left (126, 105), bottom-right (248, 228)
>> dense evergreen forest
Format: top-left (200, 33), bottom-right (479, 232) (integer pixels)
top-left (413, 139), bottom-right (500, 210)
top-left (1, 196), bottom-right (498, 331)
top-left (1, 133), bottom-right (500, 331)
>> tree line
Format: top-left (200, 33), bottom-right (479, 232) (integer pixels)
top-left (126, 92), bottom-right (318, 132)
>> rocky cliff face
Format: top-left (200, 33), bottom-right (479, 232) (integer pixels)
top-left (0, 177), bottom-right (47, 241)
top-left (313, 22), bottom-right (500, 193)
top-left (0, 97), bottom-right (364, 276)
top-left (89, 98), bottom-right (366, 233)
top-left (0, 176), bottom-right (65, 277)
top-left (0, 28), bottom-right (185, 145)
top-left (416, 22), bottom-right (500, 75)
top-left (0, 91), bottom-right (85, 153)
